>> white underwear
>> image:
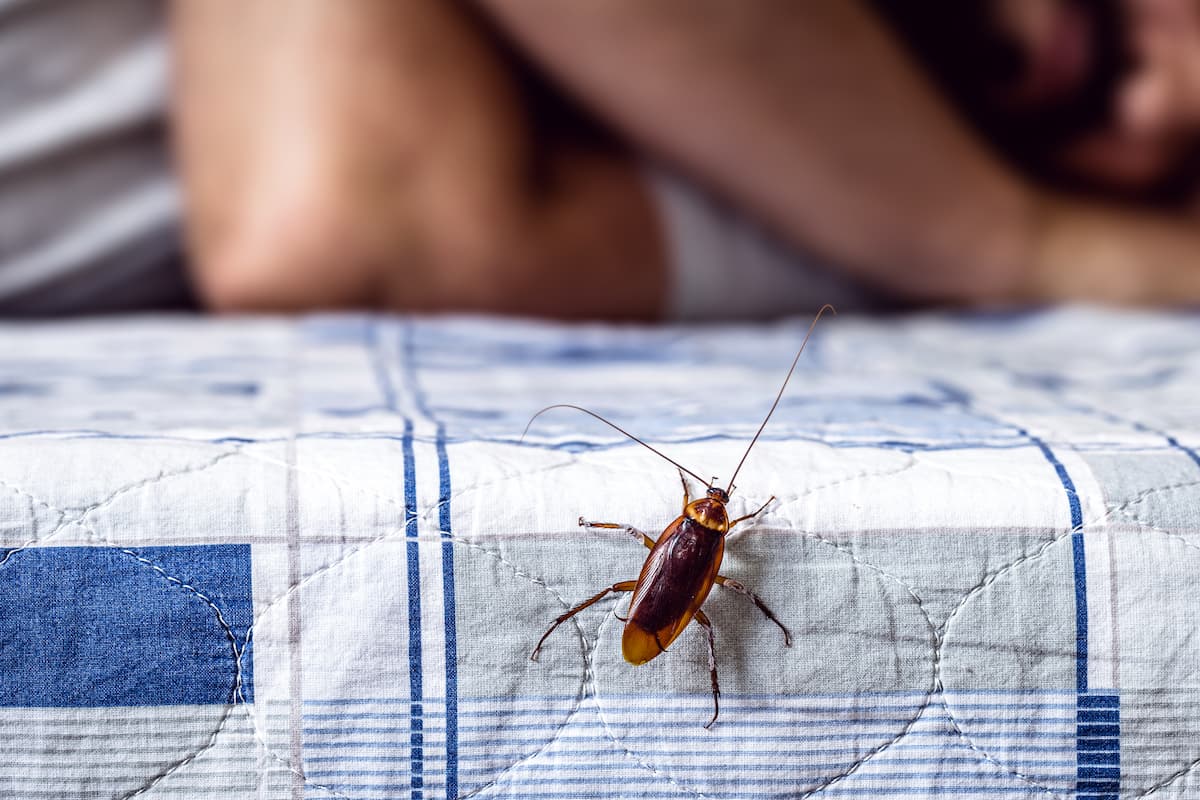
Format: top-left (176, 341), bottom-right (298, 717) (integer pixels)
top-left (646, 166), bottom-right (883, 320)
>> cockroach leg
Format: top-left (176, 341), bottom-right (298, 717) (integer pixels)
top-left (579, 517), bottom-right (656, 550)
top-left (531, 580), bottom-right (638, 661)
top-left (525, 307), bottom-right (836, 728)
top-left (694, 610), bottom-right (720, 729)
top-left (715, 576), bottom-right (792, 646)
top-left (728, 495), bottom-right (776, 529)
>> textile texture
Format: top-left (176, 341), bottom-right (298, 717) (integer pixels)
top-left (0, 308), bottom-right (1195, 799)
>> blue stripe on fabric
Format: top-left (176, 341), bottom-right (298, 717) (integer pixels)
top-left (302, 688), bottom-right (1076, 701)
top-left (1077, 751), bottom-right (1120, 765)
top-left (303, 754), bottom-right (1076, 768)
top-left (299, 711), bottom-right (1075, 727)
top-left (1077, 693), bottom-right (1120, 800)
top-left (302, 715), bottom-right (1066, 735)
top-left (1020, 433), bottom-right (1120, 799)
top-left (1163, 432), bottom-right (1200, 470)
top-left (301, 741), bottom-right (1082, 761)
top-left (1070, 533), bottom-right (1089, 693)
top-left (1059, 394), bottom-right (1200, 474)
top-left (1033, 402), bottom-right (1200, 790)
top-left (3, 426), bottom-right (1170, 453)
top-left (1076, 781), bottom-right (1120, 792)
top-left (305, 757), bottom-right (1078, 778)
top-left (1084, 724), bottom-right (1118, 738)
top-left (304, 774), bottom-right (1078, 792)
top-left (437, 424), bottom-right (459, 800)
top-left (1024, 438), bottom-right (1084, 528)
top-left (304, 729), bottom-right (1078, 748)
top-left (1077, 695), bottom-right (1119, 708)
top-left (401, 416), bottom-right (424, 800)
top-left (1023, 435), bottom-right (1086, 690)
top-left (404, 321), bottom-right (460, 800)
top-left (297, 785), bottom-right (1057, 798)
top-left (299, 703), bottom-right (1078, 720)
top-left (1076, 738), bottom-right (1119, 751)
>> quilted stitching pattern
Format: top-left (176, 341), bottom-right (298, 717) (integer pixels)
top-left (0, 310), bottom-right (1197, 799)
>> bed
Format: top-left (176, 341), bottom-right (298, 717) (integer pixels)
top-left (0, 308), bottom-right (1195, 799)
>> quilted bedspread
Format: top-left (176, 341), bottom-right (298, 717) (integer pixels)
top-left (0, 308), bottom-right (1197, 800)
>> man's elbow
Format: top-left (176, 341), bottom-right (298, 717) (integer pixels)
top-left (184, 194), bottom-right (390, 313)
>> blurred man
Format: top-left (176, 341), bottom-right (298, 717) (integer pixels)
top-left (11, 1), bottom-right (1200, 317)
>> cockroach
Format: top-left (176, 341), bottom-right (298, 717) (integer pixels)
top-left (524, 305), bottom-right (835, 728)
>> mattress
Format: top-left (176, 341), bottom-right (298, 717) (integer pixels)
top-left (0, 308), bottom-right (1196, 799)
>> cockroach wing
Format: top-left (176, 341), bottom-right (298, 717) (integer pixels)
top-left (621, 515), bottom-right (725, 665)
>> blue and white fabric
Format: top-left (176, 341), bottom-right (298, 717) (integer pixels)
top-left (0, 307), bottom-right (1196, 799)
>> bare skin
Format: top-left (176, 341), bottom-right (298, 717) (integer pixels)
top-left (170, 0), bottom-right (665, 319)
top-left (476, 0), bottom-right (1200, 306)
top-left (173, 0), bottom-right (1200, 316)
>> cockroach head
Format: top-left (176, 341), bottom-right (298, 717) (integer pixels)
top-left (706, 487), bottom-right (730, 504)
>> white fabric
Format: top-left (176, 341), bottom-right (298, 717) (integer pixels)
top-left (0, 308), bottom-right (1196, 798)
top-left (647, 166), bottom-right (881, 319)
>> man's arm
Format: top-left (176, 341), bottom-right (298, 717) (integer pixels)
top-left (477, 0), bottom-right (1200, 306)
top-left (170, 0), bottom-right (665, 318)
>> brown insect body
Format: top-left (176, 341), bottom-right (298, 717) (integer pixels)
top-left (623, 494), bottom-right (727, 665)
top-left (524, 305), bottom-right (835, 728)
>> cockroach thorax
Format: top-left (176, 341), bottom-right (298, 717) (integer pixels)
top-left (686, 495), bottom-right (730, 533)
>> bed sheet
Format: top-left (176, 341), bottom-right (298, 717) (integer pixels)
top-left (0, 308), bottom-right (1197, 800)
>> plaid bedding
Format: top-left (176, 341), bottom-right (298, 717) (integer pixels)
top-left (0, 308), bottom-right (1196, 799)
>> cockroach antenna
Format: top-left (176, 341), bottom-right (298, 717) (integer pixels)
top-left (525, 314), bottom-right (832, 727)
top-left (521, 403), bottom-right (709, 486)
top-left (724, 304), bottom-right (836, 496)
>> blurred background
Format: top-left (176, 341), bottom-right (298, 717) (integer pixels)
top-left (6, 0), bottom-right (1200, 319)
